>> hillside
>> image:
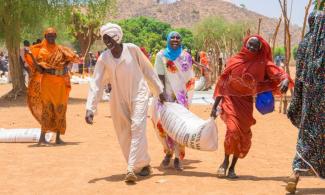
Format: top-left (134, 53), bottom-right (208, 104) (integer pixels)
top-left (115, 0), bottom-right (303, 45)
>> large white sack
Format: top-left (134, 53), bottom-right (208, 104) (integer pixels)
top-left (0, 128), bottom-right (52, 143)
top-left (152, 101), bottom-right (218, 151)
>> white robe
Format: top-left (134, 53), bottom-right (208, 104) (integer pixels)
top-left (86, 43), bottom-right (163, 172)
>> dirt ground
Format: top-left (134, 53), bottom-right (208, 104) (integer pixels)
top-left (0, 83), bottom-right (324, 195)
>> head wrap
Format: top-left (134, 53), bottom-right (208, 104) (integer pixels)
top-left (100, 23), bottom-right (123, 44)
top-left (214, 34), bottom-right (291, 97)
top-left (246, 36), bottom-right (262, 50)
top-left (163, 31), bottom-right (182, 61)
top-left (44, 27), bottom-right (57, 35)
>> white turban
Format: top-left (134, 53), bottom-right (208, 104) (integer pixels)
top-left (100, 23), bottom-right (123, 44)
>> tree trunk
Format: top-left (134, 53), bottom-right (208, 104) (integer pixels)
top-left (257, 18), bottom-right (262, 35)
top-left (2, 1), bottom-right (26, 99)
top-left (301, 0), bottom-right (313, 41)
top-left (82, 29), bottom-right (94, 76)
top-left (272, 16), bottom-right (282, 54)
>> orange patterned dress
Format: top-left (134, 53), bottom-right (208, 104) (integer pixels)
top-left (25, 40), bottom-right (78, 134)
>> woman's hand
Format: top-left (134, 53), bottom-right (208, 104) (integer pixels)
top-left (159, 92), bottom-right (166, 104)
top-left (210, 108), bottom-right (218, 118)
top-left (278, 78), bottom-right (289, 93)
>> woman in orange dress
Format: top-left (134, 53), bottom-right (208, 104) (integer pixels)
top-left (25, 27), bottom-right (78, 145)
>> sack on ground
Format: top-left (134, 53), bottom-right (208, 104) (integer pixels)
top-left (0, 128), bottom-right (52, 143)
top-left (152, 101), bottom-right (218, 151)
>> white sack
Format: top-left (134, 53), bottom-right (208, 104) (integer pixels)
top-left (0, 128), bottom-right (52, 143)
top-left (152, 101), bottom-right (218, 151)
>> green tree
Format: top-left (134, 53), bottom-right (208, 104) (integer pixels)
top-left (62, 0), bottom-right (116, 58)
top-left (193, 16), bottom-right (248, 79)
top-left (273, 46), bottom-right (285, 58)
top-left (292, 45), bottom-right (298, 60)
top-left (174, 28), bottom-right (194, 50)
top-left (193, 17), bottom-right (247, 55)
top-left (117, 17), bottom-right (194, 55)
top-left (0, 0), bottom-right (56, 98)
top-left (117, 16), bottom-right (172, 52)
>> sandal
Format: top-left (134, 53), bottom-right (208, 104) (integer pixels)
top-left (138, 165), bottom-right (152, 177)
top-left (286, 175), bottom-right (299, 194)
top-left (227, 169), bottom-right (239, 179)
top-left (124, 171), bottom-right (137, 183)
top-left (216, 165), bottom-right (227, 178)
top-left (174, 158), bottom-right (183, 171)
top-left (161, 154), bottom-right (172, 168)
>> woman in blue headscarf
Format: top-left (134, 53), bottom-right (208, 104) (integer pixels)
top-left (153, 31), bottom-right (195, 171)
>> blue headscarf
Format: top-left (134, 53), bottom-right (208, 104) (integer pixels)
top-left (163, 31), bottom-right (182, 61)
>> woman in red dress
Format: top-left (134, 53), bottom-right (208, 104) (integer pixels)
top-left (210, 35), bottom-right (293, 178)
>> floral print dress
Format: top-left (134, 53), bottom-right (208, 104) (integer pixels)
top-left (154, 50), bottom-right (195, 160)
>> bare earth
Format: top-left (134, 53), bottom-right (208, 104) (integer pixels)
top-left (0, 84), bottom-right (324, 195)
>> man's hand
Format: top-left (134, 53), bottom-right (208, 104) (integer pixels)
top-left (158, 92), bottom-right (166, 104)
top-left (278, 78), bottom-right (289, 94)
top-left (85, 110), bottom-right (94, 124)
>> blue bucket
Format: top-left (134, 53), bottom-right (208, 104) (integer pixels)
top-left (255, 91), bottom-right (274, 115)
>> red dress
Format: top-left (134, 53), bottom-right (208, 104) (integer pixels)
top-left (214, 35), bottom-right (293, 158)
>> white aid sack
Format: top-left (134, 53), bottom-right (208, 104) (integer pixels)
top-left (152, 101), bottom-right (218, 151)
top-left (0, 128), bottom-right (52, 143)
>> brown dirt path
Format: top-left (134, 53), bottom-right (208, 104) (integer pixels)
top-left (0, 84), bottom-right (323, 195)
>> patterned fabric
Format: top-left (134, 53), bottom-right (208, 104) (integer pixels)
top-left (287, 11), bottom-right (325, 179)
top-left (25, 39), bottom-right (78, 134)
top-left (154, 50), bottom-right (195, 160)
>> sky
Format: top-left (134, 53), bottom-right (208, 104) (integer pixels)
top-left (227, 0), bottom-right (313, 26)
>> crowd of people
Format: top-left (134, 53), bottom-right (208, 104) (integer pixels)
top-left (0, 7), bottom-right (321, 194)
top-left (0, 51), bottom-right (9, 78)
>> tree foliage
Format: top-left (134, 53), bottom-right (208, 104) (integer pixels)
top-left (193, 16), bottom-right (248, 56)
top-left (273, 46), bottom-right (285, 57)
top-left (174, 28), bottom-right (194, 50)
top-left (117, 16), bottom-right (172, 52)
top-left (0, 0), bottom-right (59, 97)
top-left (117, 17), bottom-right (194, 53)
top-left (292, 45), bottom-right (299, 60)
top-left (47, 0), bottom-right (116, 57)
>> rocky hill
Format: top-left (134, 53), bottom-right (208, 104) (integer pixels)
top-left (115, 0), bottom-right (303, 45)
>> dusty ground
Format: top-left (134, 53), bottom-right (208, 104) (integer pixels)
top-left (0, 83), bottom-right (324, 195)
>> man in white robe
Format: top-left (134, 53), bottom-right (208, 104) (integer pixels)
top-left (85, 23), bottom-right (165, 182)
